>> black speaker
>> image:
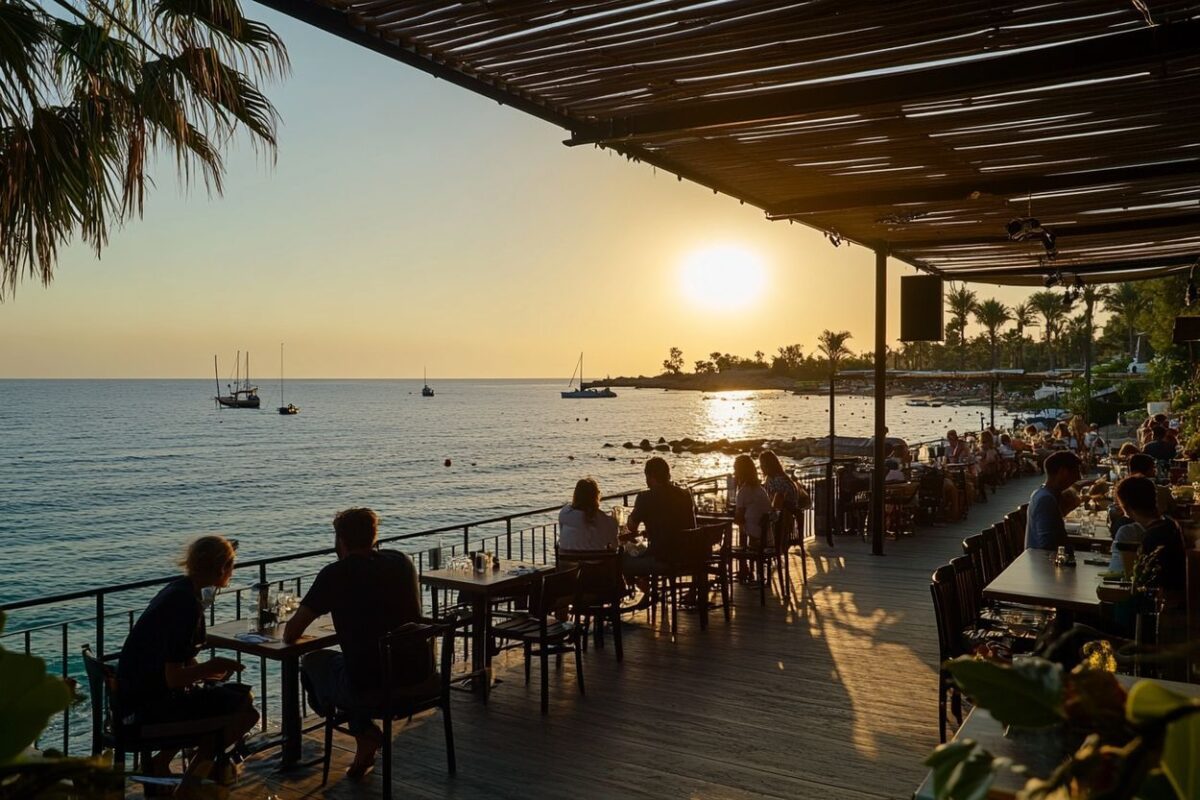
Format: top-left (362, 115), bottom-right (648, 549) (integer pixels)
top-left (900, 275), bottom-right (944, 342)
top-left (1173, 316), bottom-right (1200, 343)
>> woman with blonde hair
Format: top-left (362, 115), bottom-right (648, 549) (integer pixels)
top-left (734, 454), bottom-right (772, 551)
top-left (117, 535), bottom-right (258, 783)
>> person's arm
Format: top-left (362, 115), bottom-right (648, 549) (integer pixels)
top-left (164, 658), bottom-right (243, 688)
top-left (283, 604), bottom-right (317, 644)
top-left (620, 495), bottom-right (644, 541)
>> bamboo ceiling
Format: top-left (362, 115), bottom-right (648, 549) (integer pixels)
top-left (258, 0), bottom-right (1200, 286)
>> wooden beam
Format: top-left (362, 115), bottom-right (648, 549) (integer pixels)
top-left (890, 212), bottom-right (1200, 251)
top-left (765, 159), bottom-right (1200, 216)
top-left (943, 254), bottom-right (1196, 282)
top-left (568, 21), bottom-right (1200, 146)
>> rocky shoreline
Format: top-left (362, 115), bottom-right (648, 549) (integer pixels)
top-left (606, 435), bottom-right (875, 460)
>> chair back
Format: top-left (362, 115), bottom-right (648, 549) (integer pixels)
top-left (1003, 513), bottom-right (1026, 558)
top-left (531, 566), bottom-right (581, 619)
top-left (377, 622), bottom-right (452, 714)
top-left (1186, 549), bottom-right (1200, 680)
top-left (660, 524), bottom-right (724, 573)
top-left (992, 522), bottom-right (1014, 566)
top-left (930, 565), bottom-right (965, 662)
top-left (559, 549), bottom-right (623, 605)
top-left (949, 555), bottom-right (981, 626)
top-left (81, 644), bottom-right (115, 755)
top-left (979, 527), bottom-right (1004, 582)
top-left (961, 534), bottom-right (991, 586)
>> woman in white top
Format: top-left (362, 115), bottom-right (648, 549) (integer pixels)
top-left (733, 454), bottom-right (773, 549)
top-left (558, 478), bottom-right (619, 552)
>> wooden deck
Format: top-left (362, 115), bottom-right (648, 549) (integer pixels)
top-left (227, 476), bottom-right (1041, 800)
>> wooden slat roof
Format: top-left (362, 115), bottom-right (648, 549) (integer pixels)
top-left (258, 0), bottom-right (1200, 285)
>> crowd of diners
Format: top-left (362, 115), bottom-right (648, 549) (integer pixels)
top-left (115, 454), bottom-right (811, 790)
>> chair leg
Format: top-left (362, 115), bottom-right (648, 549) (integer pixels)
top-left (540, 647), bottom-right (550, 715)
top-left (611, 604), bottom-right (623, 663)
top-left (321, 717), bottom-right (334, 785)
top-left (669, 576), bottom-right (678, 637)
top-left (442, 700), bottom-right (456, 775)
top-left (698, 576), bottom-right (709, 631)
top-left (382, 717), bottom-right (394, 800)
top-left (720, 565), bottom-right (732, 621)
top-left (759, 556), bottom-right (767, 606)
top-left (938, 674), bottom-right (948, 744)
top-left (524, 642), bottom-right (531, 685)
top-left (574, 638), bottom-right (586, 696)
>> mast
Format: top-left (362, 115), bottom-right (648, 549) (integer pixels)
top-left (235, 350), bottom-right (240, 395)
top-left (214, 355), bottom-right (220, 406)
top-left (280, 343), bottom-right (284, 404)
top-left (245, 351), bottom-right (250, 392)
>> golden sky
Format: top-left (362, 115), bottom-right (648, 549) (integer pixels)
top-left (0, 9), bottom-right (1044, 379)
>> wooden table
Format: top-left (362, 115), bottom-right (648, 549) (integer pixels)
top-left (206, 616), bottom-right (337, 768)
top-left (420, 561), bottom-right (552, 700)
top-left (982, 548), bottom-right (1111, 615)
top-left (914, 675), bottom-right (1200, 799)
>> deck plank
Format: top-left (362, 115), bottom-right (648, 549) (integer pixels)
top-left (218, 476), bottom-right (1040, 800)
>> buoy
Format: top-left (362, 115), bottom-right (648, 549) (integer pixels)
top-left (444, 458), bottom-right (452, 467)
top-left (568, 455), bottom-right (575, 460)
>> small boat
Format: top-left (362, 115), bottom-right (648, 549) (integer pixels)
top-left (561, 353), bottom-right (616, 399)
top-left (214, 351), bottom-right (260, 409)
top-left (277, 343), bottom-right (299, 415)
top-left (422, 367), bottom-right (435, 397)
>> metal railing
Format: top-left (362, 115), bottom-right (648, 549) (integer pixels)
top-left (3, 470), bottom-right (828, 757)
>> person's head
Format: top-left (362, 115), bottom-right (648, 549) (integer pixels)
top-left (1118, 442), bottom-right (1140, 458)
top-left (1149, 425), bottom-right (1167, 442)
top-left (947, 430), bottom-right (958, 443)
top-left (1024, 424), bottom-right (1038, 438)
top-left (981, 430), bottom-right (994, 446)
top-left (1116, 476), bottom-right (1159, 522)
top-left (1053, 422), bottom-right (1069, 439)
top-left (733, 454), bottom-right (760, 487)
top-left (1129, 453), bottom-right (1155, 477)
top-left (1043, 450), bottom-right (1081, 489)
top-left (1000, 433), bottom-right (1011, 445)
top-left (1153, 413), bottom-right (1168, 426)
top-left (758, 450), bottom-right (785, 479)
top-left (180, 535), bottom-right (237, 588)
top-left (571, 478), bottom-right (601, 519)
top-left (333, 507), bottom-right (379, 557)
top-left (644, 456), bottom-right (670, 488)
top-left (1089, 423), bottom-right (1099, 432)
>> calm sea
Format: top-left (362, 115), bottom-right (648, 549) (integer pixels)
top-left (1, 379), bottom-right (1007, 610)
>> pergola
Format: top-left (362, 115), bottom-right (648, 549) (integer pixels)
top-left (255, 0), bottom-right (1200, 553)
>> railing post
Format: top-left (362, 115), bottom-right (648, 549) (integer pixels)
top-left (61, 623), bottom-right (69, 753)
top-left (463, 525), bottom-right (470, 551)
top-left (506, 518), bottom-right (512, 559)
top-left (95, 593), bottom-right (105, 660)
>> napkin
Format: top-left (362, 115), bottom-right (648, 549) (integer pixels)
top-left (235, 632), bottom-right (278, 644)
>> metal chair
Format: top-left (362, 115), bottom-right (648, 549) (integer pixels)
top-left (558, 548), bottom-right (625, 662)
top-left (929, 566), bottom-right (965, 743)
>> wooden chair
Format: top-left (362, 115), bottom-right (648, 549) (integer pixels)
top-left (81, 645), bottom-right (229, 787)
top-left (884, 482), bottom-right (919, 537)
top-left (917, 468), bottom-right (946, 523)
top-left (961, 534), bottom-right (994, 586)
top-left (1003, 513), bottom-right (1026, 559)
top-left (702, 519), bottom-right (735, 621)
top-left (979, 527), bottom-right (1005, 582)
top-left (317, 621), bottom-right (456, 799)
top-left (558, 548), bottom-right (624, 662)
top-left (731, 514), bottom-right (789, 606)
top-left (491, 567), bottom-right (584, 714)
top-left (1187, 550), bottom-right (1200, 683)
top-left (779, 507), bottom-right (808, 586)
top-left (992, 521), bottom-right (1014, 567)
top-left (929, 565), bottom-right (965, 743)
top-left (656, 523), bottom-right (726, 633)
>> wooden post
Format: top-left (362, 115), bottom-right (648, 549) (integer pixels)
top-left (827, 364), bottom-right (836, 545)
top-left (872, 248), bottom-right (887, 557)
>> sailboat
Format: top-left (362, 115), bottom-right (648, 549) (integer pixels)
top-left (277, 343), bottom-right (299, 415)
top-left (214, 351), bottom-right (261, 408)
top-left (421, 367), bottom-right (435, 397)
top-left (561, 353), bottom-right (616, 399)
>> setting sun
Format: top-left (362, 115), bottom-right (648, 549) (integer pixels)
top-left (679, 244), bottom-right (767, 311)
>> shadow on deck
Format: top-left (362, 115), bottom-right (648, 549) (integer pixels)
top-left (226, 476), bottom-right (1040, 800)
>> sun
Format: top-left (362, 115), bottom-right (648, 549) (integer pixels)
top-left (679, 244), bottom-right (767, 311)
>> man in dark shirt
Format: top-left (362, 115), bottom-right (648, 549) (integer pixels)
top-left (620, 456), bottom-right (696, 580)
top-left (284, 508), bottom-right (421, 780)
top-left (1114, 476), bottom-right (1188, 607)
top-left (1142, 425), bottom-right (1177, 462)
top-left (1025, 451), bottom-right (1081, 550)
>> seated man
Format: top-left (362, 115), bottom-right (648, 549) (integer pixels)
top-left (1141, 425), bottom-right (1176, 462)
top-left (620, 456), bottom-right (696, 582)
top-left (1127, 453), bottom-right (1174, 517)
top-left (1025, 451), bottom-right (1082, 551)
top-left (284, 508), bottom-right (422, 781)
top-left (1114, 477), bottom-right (1188, 610)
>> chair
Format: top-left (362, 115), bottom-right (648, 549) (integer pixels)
top-left (81, 645), bottom-right (228, 786)
top-left (884, 482), bottom-right (919, 537)
top-left (701, 519), bottom-right (735, 621)
top-left (558, 548), bottom-right (624, 662)
top-left (778, 508), bottom-right (807, 586)
top-left (917, 468), bottom-right (945, 523)
top-left (318, 621), bottom-right (456, 799)
top-left (1003, 513), bottom-right (1026, 560)
top-left (491, 567), bottom-right (584, 714)
top-left (992, 522), bottom-right (1014, 567)
top-left (656, 523), bottom-right (727, 633)
top-left (929, 566), bottom-right (965, 743)
top-left (730, 514), bottom-right (789, 606)
top-left (1186, 550), bottom-right (1200, 683)
top-left (961, 534), bottom-right (993, 586)
top-left (979, 527), bottom-right (1005, 582)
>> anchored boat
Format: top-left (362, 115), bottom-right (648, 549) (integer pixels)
top-left (561, 352), bottom-right (616, 399)
top-left (214, 351), bottom-right (260, 409)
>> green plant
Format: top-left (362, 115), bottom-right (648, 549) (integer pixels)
top-left (927, 657), bottom-right (1200, 800)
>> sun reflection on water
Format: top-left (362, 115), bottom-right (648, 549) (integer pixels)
top-left (699, 391), bottom-right (760, 442)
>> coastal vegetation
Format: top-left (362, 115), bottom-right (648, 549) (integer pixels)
top-left (0, 0), bottom-right (287, 300)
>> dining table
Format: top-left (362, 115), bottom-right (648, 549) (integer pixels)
top-left (206, 614), bottom-right (337, 769)
top-left (914, 675), bottom-right (1200, 799)
top-left (420, 560), bottom-right (554, 701)
top-left (982, 548), bottom-right (1116, 622)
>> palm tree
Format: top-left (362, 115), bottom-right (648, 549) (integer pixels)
top-left (1080, 284), bottom-right (1110, 419)
top-left (817, 330), bottom-right (852, 544)
top-left (945, 283), bottom-right (978, 369)
top-left (1011, 302), bottom-right (1037, 369)
top-left (1029, 291), bottom-right (1066, 370)
top-left (0, 0), bottom-right (288, 300)
top-left (1103, 282), bottom-right (1149, 358)
top-left (973, 299), bottom-right (1012, 369)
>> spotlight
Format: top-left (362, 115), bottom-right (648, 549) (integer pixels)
top-left (1043, 272), bottom-right (1061, 288)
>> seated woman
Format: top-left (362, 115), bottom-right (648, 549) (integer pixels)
top-left (559, 478), bottom-right (619, 552)
top-left (117, 535), bottom-right (258, 783)
top-left (733, 454), bottom-right (773, 551)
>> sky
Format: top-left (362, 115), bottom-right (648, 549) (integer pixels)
top-left (0, 8), bottom-right (1049, 379)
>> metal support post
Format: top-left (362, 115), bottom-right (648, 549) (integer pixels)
top-left (871, 248), bottom-right (887, 556)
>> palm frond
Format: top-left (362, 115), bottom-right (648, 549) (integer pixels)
top-left (153, 0), bottom-right (287, 79)
top-left (0, 1), bottom-right (53, 126)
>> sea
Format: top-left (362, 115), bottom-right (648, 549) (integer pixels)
top-left (0, 379), bottom-right (1013, 612)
